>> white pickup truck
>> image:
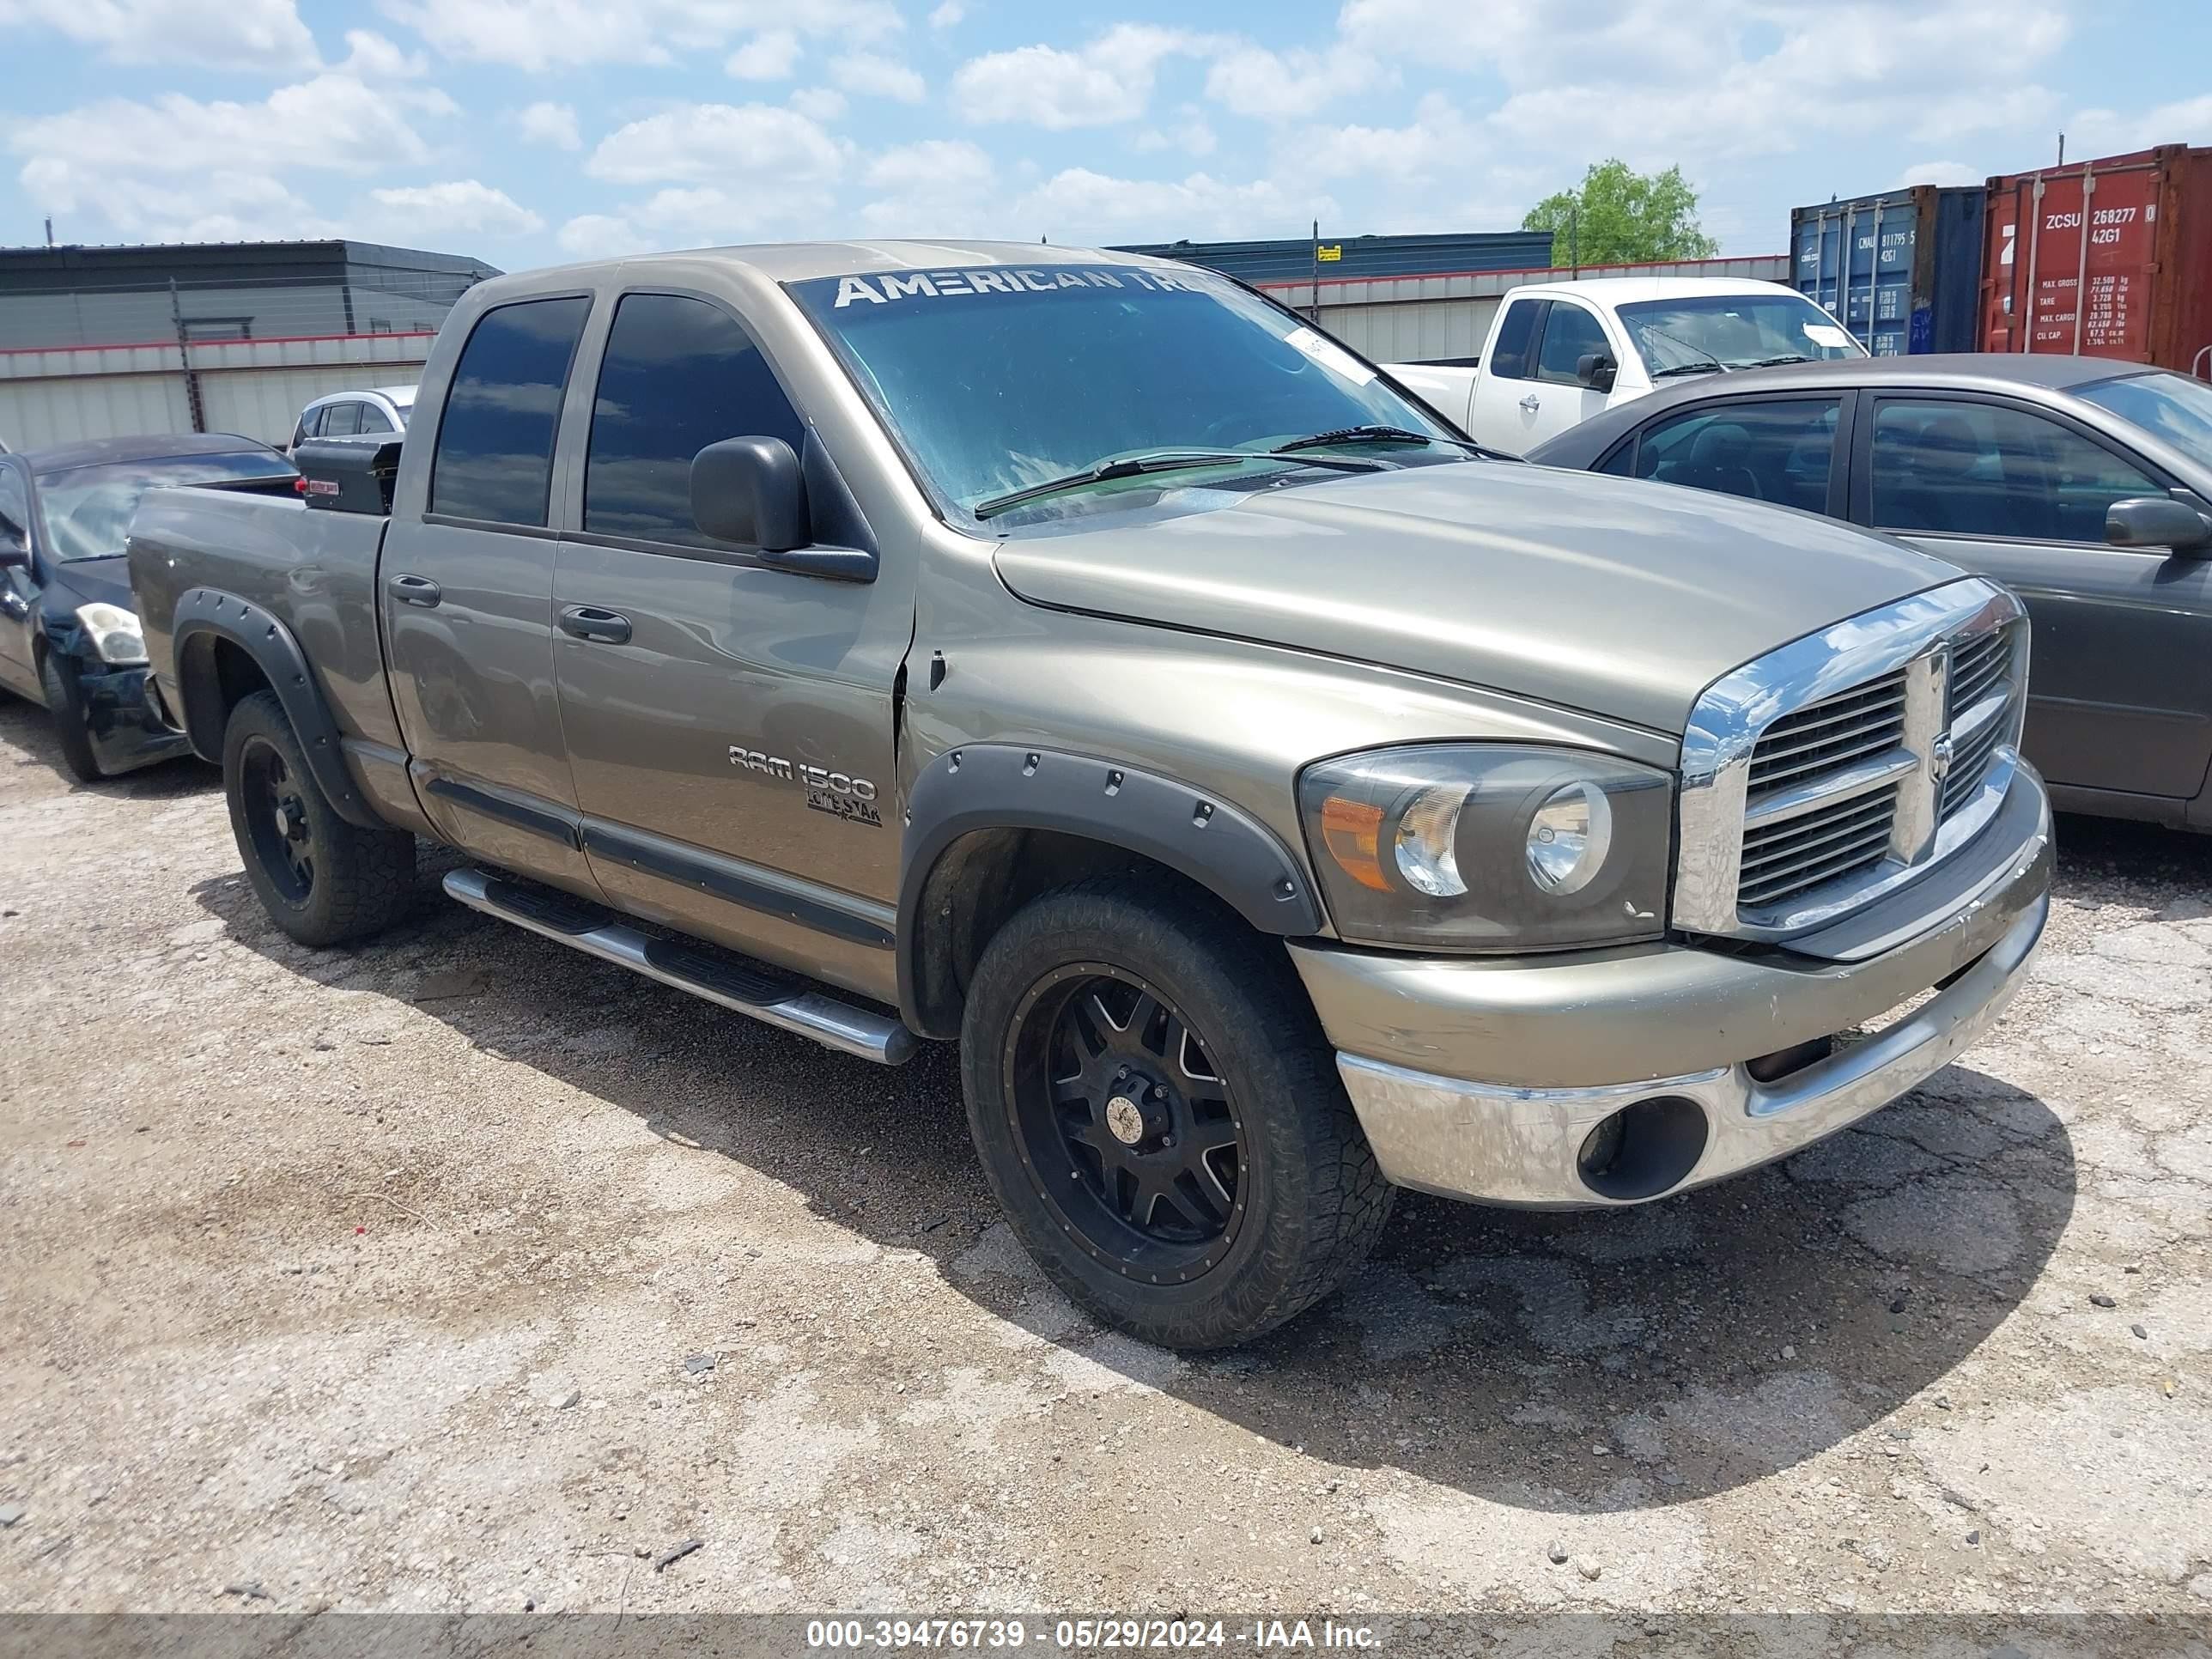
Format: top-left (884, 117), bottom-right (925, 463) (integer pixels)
top-left (1390, 276), bottom-right (1865, 455)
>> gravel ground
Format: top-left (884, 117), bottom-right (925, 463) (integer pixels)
top-left (2, 692), bottom-right (2209, 1623)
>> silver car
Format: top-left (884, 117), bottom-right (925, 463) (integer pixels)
top-left (286, 385), bottom-right (416, 452)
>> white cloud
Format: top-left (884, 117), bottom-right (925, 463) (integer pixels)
top-left (0, 0), bottom-right (317, 72)
top-left (380, 0), bottom-right (900, 72)
top-left (557, 213), bottom-right (645, 258)
top-left (586, 102), bottom-right (846, 187)
top-left (1133, 107), bottom-right (1217, 159)
top-left (367, 179), bottom-right (544, 237)
top-left (830, 50), bottom-right (924, 102)
top-left (1012, 166), bottom-right (1328, 245)
top-left (954, 24), bottom-right (1209, 128)
top-left (515, 100), bottom-right (581, 149)
top-left (726, 28), bottom-right (799, 80)
top-left (857, 139), bottom-right (996, 234)
top-left (927, 0), bottom-right (963, 27)
top-left (1295, 93), bottom-right (1474, 182)
top-left (1204, 43), bottom-right (1389, 120)
top-left (30, 169), bottom-right (337, 243)
top-left (864, 138), bottom-right (994, 194)
top-left (2062, 94), bottom-right (2212, 161)
top-left (788, 87), bottom-right (848, 122)
top-left (1898, 160), bottom-right (1981, 187)
top-left (335, 27), bottom-right (426, 78)
top-left (8, 70), bottom-right (459, 242)
top-left (12, 76), bottom-right (436, 183)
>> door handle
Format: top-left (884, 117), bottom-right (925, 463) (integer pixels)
top-left (1519, 393), bottom-right (1541, 413)
top-left (559, 605), bottom-right (633, 645)
top-left (388, 574), bottom-right (442, 607)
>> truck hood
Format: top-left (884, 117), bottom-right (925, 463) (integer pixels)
top-left (991, 463), bottom-right (1960, 735)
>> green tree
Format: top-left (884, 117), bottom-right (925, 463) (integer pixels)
top-left (1522, 160), bottom-right (1720, 265)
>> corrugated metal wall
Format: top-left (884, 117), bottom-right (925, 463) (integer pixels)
top-left (1115, 229), bottom-right (1558, 284)
top-left (0, 331), bottom-right (431, 449)
top-left (1257, 254), bottom-right (1794, 362)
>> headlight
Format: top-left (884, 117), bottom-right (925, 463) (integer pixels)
top-left (1299, 744), bottom-right (1672, 951)
top-left (75, 602), bottom-right (148, 666)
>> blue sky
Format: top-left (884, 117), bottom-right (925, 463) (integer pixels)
top-left (3, 0), bottom-right (2210, 275)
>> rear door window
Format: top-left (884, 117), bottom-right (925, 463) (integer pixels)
top-left (583, 292), bottom-right (805, 550)
top-left (1534, 303), bottom-right (1609, 386)
top-left (1486, 299), bottom-right (1546, 380)
top-left (1869, 398), bottom-right (2165, 542)
top-left (1636, 398), bottom-right (1841, 514)
top-left (0, 466), bottom-right (27, 550)
top-left (357, 403), bottom-right (396, 434)
top-left (429, 295), bottom-right (592, 527)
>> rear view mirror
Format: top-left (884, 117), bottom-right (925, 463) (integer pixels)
top-left (1577, 351), bottom-right (1618, 393)
top-left (2106, 495), bottom-right (2212, 553)
top-left (692, 435), bottom-right (811, 552)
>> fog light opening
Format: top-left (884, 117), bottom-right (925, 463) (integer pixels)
top-left (1576, 1095), bottom-right (1711, 1202)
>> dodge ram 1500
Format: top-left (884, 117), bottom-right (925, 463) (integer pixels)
top-left (129, 241), bottom-right (2051, 1349)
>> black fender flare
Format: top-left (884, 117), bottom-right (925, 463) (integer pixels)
top-left (896, 744), bottom-right (1323, 1035)
top-left (170, 586), bottom-right (382, 830)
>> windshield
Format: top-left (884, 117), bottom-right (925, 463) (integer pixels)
top-left (2076, 371), bottom-right (2212, 471)
top-left (1616, 293), bottom-right (1865, 374)
top-left (33, 452), bottom-right (293, 562)
top-left (787, 264), bottom-right (1462, 521)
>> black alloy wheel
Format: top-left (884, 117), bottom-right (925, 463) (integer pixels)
top-left (1004, 963), bottom-right (1247, 1285)
top-left (239, 734), bottom-right (316, 902)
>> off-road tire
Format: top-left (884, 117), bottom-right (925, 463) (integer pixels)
top-left (960, 874), bottom-right (1393, 1350)
top-left (40, 650), bottom-right (104, 784)
top-left (222, 690), bottom-right (414, 946)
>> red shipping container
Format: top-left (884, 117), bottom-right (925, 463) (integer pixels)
top-left (1980, 144), bottom-right (2212, 374)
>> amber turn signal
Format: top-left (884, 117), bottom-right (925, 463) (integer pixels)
top-left (1318, 796), bottom-right (1391, 891)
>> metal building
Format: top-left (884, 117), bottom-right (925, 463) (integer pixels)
top-left (1113, 229), bottom-right (1557, 286)
top-left (0, 240), bottom-right (498, 449)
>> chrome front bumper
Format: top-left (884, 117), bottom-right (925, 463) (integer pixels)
top-left (1293, 772), bottom-right (2052, 1208)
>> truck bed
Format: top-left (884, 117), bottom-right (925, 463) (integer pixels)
top-left (128, 483), bottom-right (402, 763)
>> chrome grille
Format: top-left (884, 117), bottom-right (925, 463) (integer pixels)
top-left (1673, 579), bottom-right (2029, 942)
top-left (1948, 629), bottom-right (2009, 719)
top-left (1746, 671), bottom-right (1908, 793)
top-left (1736, 785), bottom-right (1899, 909)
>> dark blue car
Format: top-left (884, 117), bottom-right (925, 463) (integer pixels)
top-left (0, 434), bottom-right (297, 781)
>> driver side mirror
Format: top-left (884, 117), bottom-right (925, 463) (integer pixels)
top-left (1577, 351), bottom-right (1618, 393)
top-left (0, 521), bottom-right (28, 568)
top-left (2106, 495), bottom-right (2212, 553)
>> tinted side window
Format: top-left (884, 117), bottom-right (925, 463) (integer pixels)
top-left (323, 401), bottom-right (362, 437)
top-left (1870, 398), bottom-right (2163, 543)
top-left (1594, 439), bottom-right (1637, 477)
top-left (1535, 304), bottom-right (1609, 386)
top-left (0, 467), bottom-right (27, 549)
top-left (1487, 300), bottom-right (1545, 380)
top-left (1637, 398), bottom-right (1840, 513)
top-left (358, 403), bottom-right (395, 434)
top-left (584, 292), bottom-right (805, 549)
top-left (430, 295), bottom-right (592, 527)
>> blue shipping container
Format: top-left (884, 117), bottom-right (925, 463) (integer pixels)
top-left (1790, 185), bottom-right (1984, 355)
top-left (1109, 230), bottom-right (1556, 286)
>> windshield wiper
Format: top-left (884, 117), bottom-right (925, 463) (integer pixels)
top-left (972, 448), bottom-right (1379, 520)
top-left (1639, 325), bottom-right (1728, 378)
top-left (1274, 424), bottom-right (1515, 461)
top-left (1738, 353), bottom-right (1814, 368)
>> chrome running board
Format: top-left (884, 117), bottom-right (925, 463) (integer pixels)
top-left (441, 867), bottom-right (917, 1066)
